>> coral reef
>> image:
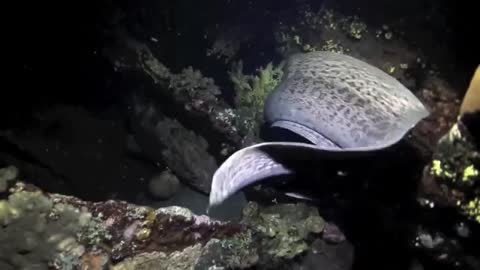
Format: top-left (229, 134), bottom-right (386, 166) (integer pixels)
top-left (112, 36), bottom-right (244, 145)
top-left (274, 6), bottom-right (365, 55)
top-left (241, 202), bottom-right (326, 259)
top-left (411, 76), bottom-right (462, 156)
top-left (0, 165), bottom-right (18, 193)
top-left (420, 120), bottom-right (480, 223)
top-left (0, 168), bottom-right (336, 269)
top-left (204, 22), bottom-right (257, 65)
top-left (130, 94), bottom-right (219, 194)
top-left (106, 35), bottom-right (266, 192)
top-left (112, 246), bottom-right (203, 270)
top-left (228, 60), bottom-right (285, 135)
top-left (168, 66), bottom-right (221, 110)
top-left (272, 3), bottom-right (429, 86)
top-left (415, 103), bottom-right (479, 268)
top-left (0, 184), bottom-right (109, 270)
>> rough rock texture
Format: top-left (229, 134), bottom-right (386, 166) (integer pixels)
top-left (112, 246), bottom-right (204, 270)
top-left (0, 184), bottom-right (110, 270)
top-left (105, 35), bottom-right (262, 193)
top-left (130, 95), bottom-right (219, 193)
top-left (419, 119), bottom-right (480, 223)
top-left (415, 115), bottom-right (480, 269)
top-left (0, 171), bottom-right (345, 270)
top-left (108, 35), bottom-right (246, 147)
top-left (0, 165), bottom-right (18, 192)
top-left (241, 202), bottom-right (325, 259)
top-left (412, 76), bottom-right (462, 156)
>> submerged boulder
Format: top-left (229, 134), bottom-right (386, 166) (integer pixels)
top-left (0, 170), bottom-right (348, 270)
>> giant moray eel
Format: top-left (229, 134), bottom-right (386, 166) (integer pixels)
top-left (209, 51), bottom-right (430, 207)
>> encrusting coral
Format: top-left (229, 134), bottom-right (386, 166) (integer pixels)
top-left (0, 165), bottom-right (18, 193)
top-left (0, 184), bottom-right (110, 270)
top-left (229, 60), bottom-right (285, 135)
top-left (0, 167), bottom-right (330, 270)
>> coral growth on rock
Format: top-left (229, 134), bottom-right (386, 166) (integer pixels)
top-left (0, 170), bottom-right (334, 270)
top-left (420, 120), bottom-right (480, 223)
top-left (0, 184), bottom-right (110, 270)
top-left (228, 60), bottom-right (285, 135)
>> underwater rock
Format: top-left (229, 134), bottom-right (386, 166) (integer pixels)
top-left (415, 120), bottom-right (480, 268)
top-left (0, 165), bottom-right (18, 192)
top-left (0, 183), bottom-right (109, 270)
top-left (106, 34), bottom-right (266, 193)
top-left (274, 4), bottom-right (422, 81)
top-left (112, 246), bottom-right (204, 270)
top-left (147, 170), bottom-right (180, 200)
top-left (322, 222), bottom-right (347, 244)
top-left (228, 60), bottom-right (285, 136)
top-left (297, 238), bottom-right (354, 270)
top-left (416, 67), bottom-right (480, 269)
top-left (0, 172), bottom-right (338, 270)
top-left (194, 237), bottom-right (259, 269)
top-left (149, 183), bottom-right (247, 222)
top-left (419, 67), bottom-right (480, 223)
top-left (410, 224), bottom-right (478, 269)
top-left (130, 95), bottom-right (219, 194)
top-left (420, 121), bottom-right (480, 218)
top-left (241, 201), bottom-right (326, 259)
top-left (107, 34), bottom-right (246, 147)
top-left (412, 76), bottom-right (461, 156)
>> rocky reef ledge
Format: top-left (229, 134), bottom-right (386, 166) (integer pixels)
top-left (0, 170), bottom-right (352, 270)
